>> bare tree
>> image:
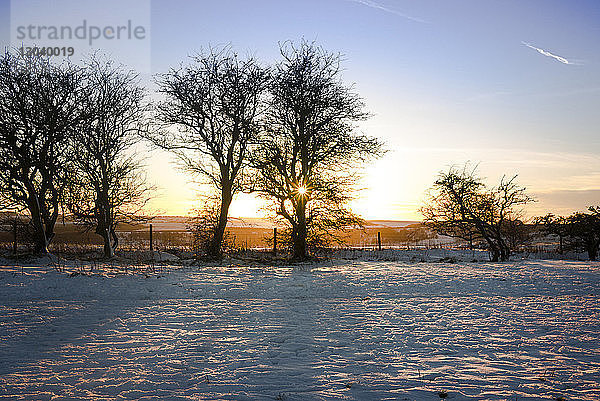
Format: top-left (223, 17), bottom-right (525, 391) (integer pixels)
top-left (147, 47), bottom-right (269, 258)
top-left (421, 164), bottom-right (533, 261)
top-left (64, 56), bottom-right (153, 258)
top-left (535, 213), bottom-right (569, 254)
top-left (0, 50), bottom-right (86, 254)
top-left (566, 207), bottom-right (600, 261)
top-left (251, 40), bottom-right (384, 260)
top-left (502, 218), bottom-right (532, 252)
top-left (187, 195), bottom-right (236, 257)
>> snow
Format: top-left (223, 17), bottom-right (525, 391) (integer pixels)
top-left (1, 257), bottom-right (599, 400)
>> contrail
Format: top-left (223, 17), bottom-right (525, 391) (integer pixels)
top-left (349, 0), bottom-right (427, 23)
top-left (521, 41), bottom-right (577, 65)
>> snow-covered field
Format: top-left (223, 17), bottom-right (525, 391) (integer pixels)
top-left (1, 258), bottom-right (599, 400)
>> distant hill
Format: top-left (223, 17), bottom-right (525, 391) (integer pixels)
top-left (1, 214), bottom-right (420, 232)
top-left (364, 220), bottom-right (420, 229)
top-left (142, 216), bottom-right (420, 232)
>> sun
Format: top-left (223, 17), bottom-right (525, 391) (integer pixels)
top-left (292, 183), bottom-right (310, 198)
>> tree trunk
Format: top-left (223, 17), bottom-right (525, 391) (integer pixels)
top-left (111, 228), bottom-right (119, 253)
top-left (498, 235), bottom-right (511, 261)
top-left (484, 236), bottom-right (500, 262)
top-left (207, 184), bottom-right (233, 258)
top-left (33, 220), bottom-right (49, 254)
top-left (101, 228), bottom-right (115, 258)
top-left (96, 222), bottom-right (114, 259)
top-left (558, 235), bottom-right (563, 254)
top-left (587, 245), bottom-right (598, 261)
top-left (27, 193), bottom-right (50, 255)
top-left (490, 249), bottom-right (500, 262)
top-left (499, 246), bottom-right (511, 262)
top-left (292, 199), bottom-right (308, 260)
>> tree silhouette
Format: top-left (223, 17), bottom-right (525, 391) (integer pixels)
top-left (566, 207), bottom-right (600, 261)
top-left (421, 164), bottom-right (533, 261)
top-left (0, 50), bottom-right (87, 254)
top-left (251, 40), bottom-right (384, 260)
top-left (535, 213), bottom-right (569, 254)
top-left (148, 47), bottom-right (269, 258)
top-left (64, 56), bottom-right (153, 258)
top-left (187, 195), bottom-right (236, 257)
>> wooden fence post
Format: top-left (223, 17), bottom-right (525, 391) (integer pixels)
top-left (149, 224), bottom-right (153, 252)
top-left (273, 227), bottom-right (277, 255)
top-left (13, 219), bottom-right (17, 255)
top-left (377, 231), bottom-right (382, 251)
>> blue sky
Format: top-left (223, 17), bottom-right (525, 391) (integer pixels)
top-left (2, 0), bottom-right (600, 219)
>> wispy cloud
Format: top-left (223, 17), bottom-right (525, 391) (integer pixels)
top-left (521, 41), bottom-right (580, 65)
top-left (349, 0), bottom-right (427, 23)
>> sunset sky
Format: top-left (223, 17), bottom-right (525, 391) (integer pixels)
top-left (2, 0), bottom-right (600, 220)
